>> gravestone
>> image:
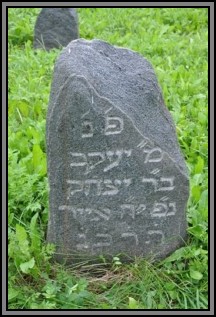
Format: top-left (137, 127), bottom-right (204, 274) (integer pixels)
top-left (46, 39), bottom-right (189, 264)
top-left (33, 8), bottom-right (79, 50)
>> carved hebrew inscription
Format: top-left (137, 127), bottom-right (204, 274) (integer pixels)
top-left (142, 177), bottom-right (175, 192)
top-left (81, 112), bottom-right (124, 138)
top-left (53, 101), bottom-right (183, 256)
top-left (66, 178), bottom-right (132, 197)
top-left (70, 149), bottom-right (132, 174)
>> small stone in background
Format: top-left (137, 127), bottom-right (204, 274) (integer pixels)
top-left (33, 8), bottom-right (79, 50)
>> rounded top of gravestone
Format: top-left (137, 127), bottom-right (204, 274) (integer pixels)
top-left (33, 8), bottom-right (79, 50)
top-left (49, 39), bottom-right (188, 176)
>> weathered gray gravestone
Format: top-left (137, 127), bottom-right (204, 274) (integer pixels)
top-left (46, 39), bottom-right (189, 264)
top-left (33, 8), bottom-right (79, 50)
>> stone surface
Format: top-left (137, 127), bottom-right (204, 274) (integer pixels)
top-left (33, 8), bottom-right (79, 50)
top-left (46, 39), bottom-right (189, 264)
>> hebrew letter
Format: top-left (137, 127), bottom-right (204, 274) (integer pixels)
top-left (102, 179), bottom-right (119, 196)
top-left (67, 180), bottom-right (83, 196)
top-left (121, 233), bottom-right (139, 246)
top-left (151, 203), bottom-right (168, 217)
top-left (104, 150), bottom-right (123, 172)
top-left (84, 179), bottom-right (102, 196)
top-left (104, 150), bottom-right (132, 172)
top-left (157, 177), bottom-right (175, 191)
top-left (146, 230), bottom-right (164, 245)
top-left (92, 234), bottom-right (112, 248)
top-left (86, 152), bottom-right (105, 174)
top-left (70, 152), bottom-right (87, 168)
top-left (105, 116), bottom-right (124, 135)
top-left (76, 234), bottom-right (89, 250)
top-left (142, 178), bottom-right (157, 192)
top-left (143, 147), bottom-right (163, 163)
top-left (90, 208), bottom-right (111, 221)
top-left (151, 202), bottom-right (176, 217)
top-left (136, 204), bottom-right (146, 215)
top-left (167, 202), bottom-right (177, 216)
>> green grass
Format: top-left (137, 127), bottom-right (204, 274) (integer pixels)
top-left (8, 8), bottom-right (208, 310)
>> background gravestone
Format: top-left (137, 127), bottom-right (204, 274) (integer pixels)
top-left (46, 39), bottom-right (189, 264)
top-left (33, 8), bottom-right (79, 50)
